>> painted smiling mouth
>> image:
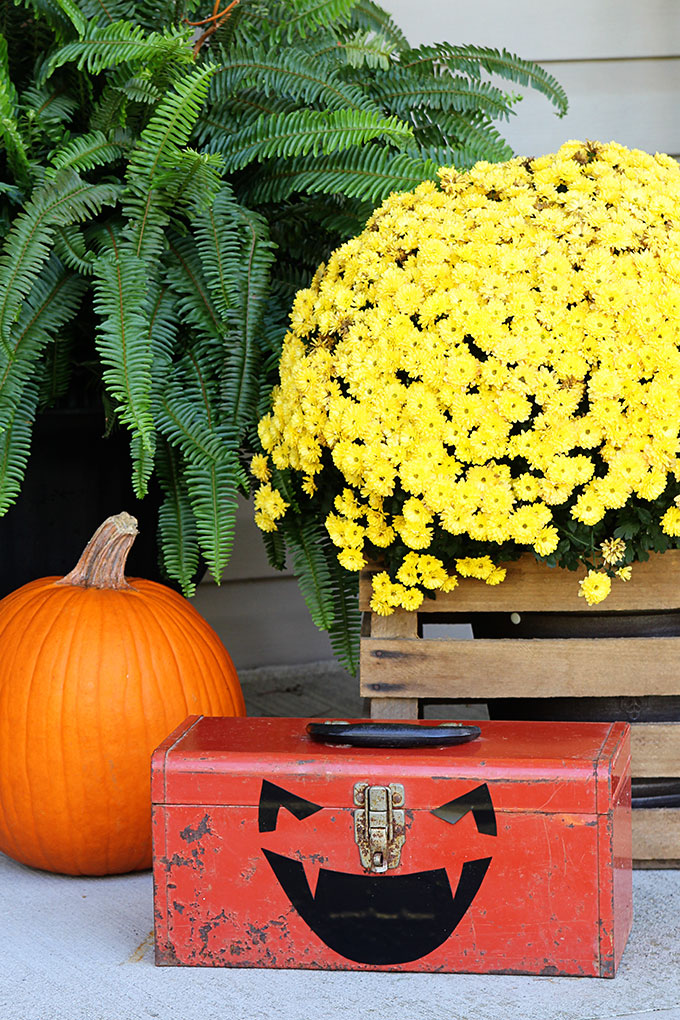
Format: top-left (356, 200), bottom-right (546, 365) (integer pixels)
top-left (263, 849), bottom-right (492, 965)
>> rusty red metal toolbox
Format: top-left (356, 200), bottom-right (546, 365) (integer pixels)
top-left (151, 716), bottom-right (632, 976)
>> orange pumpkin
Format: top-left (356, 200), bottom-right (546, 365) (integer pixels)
top-left (0, 512), bottom-right (244, 876)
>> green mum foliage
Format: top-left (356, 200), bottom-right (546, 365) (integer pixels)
top-left (0, 0), bottom-right (566, 669)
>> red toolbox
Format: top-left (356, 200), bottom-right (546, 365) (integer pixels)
top-left (151, 716), bottom-right (632, 976)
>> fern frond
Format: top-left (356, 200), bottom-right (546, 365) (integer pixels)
top-left (193, 189), bottom-right (276, 430)
top-left (127, 63), bottom-right (216, 181)
top-left (210, 45), bottom-right (384, 115)
top-left (244, 146), bottom-right (439, 205)
top-left (201, 90), bottom-right (299, 133)
top-left (0, 257), bottom-right (86, 430)
top-left (54, 0), bottom-right (87, 35)
top-left (130, 428), bottom-right (156, 498)
top-left (44, 22), bottom-right (194, 79)
top-left (20, 85), bottom-right (79, 127)
top-left (0, 169), bottom-right (118, 344)
top-left (190, 185), bottom-right (242, 320)
top-left (79, 0), bottom-right (136, 25)
top-left (53, 223), bottom-right (97, 274)
top-left (369, 66), bottom-right (516, 121)
top-left (124, 64), bottom-right (216, 258)
top-left (402, 43), bottom-right (569, 116)
top-left (0, 35), bottom-right (31, 190)
top-left (48, 130), bottom-right (126, 176)
top-left (337, 29), bottom-right (394, 69)
top-left (184, 452), bottom-right (242, 581)
top-left (326, 552), bottom-right (361, 674)
top-left (165, 233), bottom-right (225, 342)
top-left (278, 513), bottom-right (335, 630)
top-left (156, 439), bottom-right (201, 594)
top-left (347, 0), bottom-right (409, 47)
top-left (39, 333), bottom-right (75, 407)
top-left (269, 0), bottom-right (358, 42)
top-left (18, 0), bottom-right (75, 37)
top-left (215, 108), bottom-right (413, 172)
top-left (146, 281), bottom-right (179, 373)
top-left (111, 74), bottom-right (162, 106)
top-left (259, 523), bottom-right (287, 572)
top-left (92, 243), bottom-right (154, 449)
top-left (0, 377), bottom-right (39, 515)
top-left (158, 148), bottom-right (224, 214)
top-left (412, 114), bottom-right (515, 168)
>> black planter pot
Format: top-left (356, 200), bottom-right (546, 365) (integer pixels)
top-left (472, 609), bottom-right (680, 809)
top-left (0, 409), bottom-right (165, 597)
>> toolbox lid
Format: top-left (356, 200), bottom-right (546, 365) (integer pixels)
top-left (151, 716), bottom-right (629, 816)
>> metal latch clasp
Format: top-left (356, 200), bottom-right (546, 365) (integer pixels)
top-left (353, 782), bottom-right (405, 873)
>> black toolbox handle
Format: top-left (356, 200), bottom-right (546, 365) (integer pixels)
top-left (306, 721), bottom-right (481, 748)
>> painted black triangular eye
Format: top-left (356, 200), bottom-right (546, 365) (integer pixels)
top-left (258, 780), bottom-right (323, 833)
top-left (430, 783), bottom-right (497, 837)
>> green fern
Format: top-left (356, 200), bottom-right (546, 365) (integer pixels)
top-left (48, 131), bottom-right (126, 176)
top-left (402, 42), bottom-right (569, 117)
top-left (0, 257), bottom-right (86, 430)
top-left (92, 244), bottom-right (154, 449)
top-left (156, 439), bottom-right (201, 593)
top-left (280, 514), bottom-right (336, 631)
top-left (0, 170), bottom-right (118, 345)
top-left (268, 0), bottom-right (358, 43)
top-left (210, 45), bottom-right (383, 115)
top-left (2, 0), bottom-right (569, 654)
top-left (45, 21), bottom-right (193, 79)
top-left (347, 0), bottom-right (409, 47)
top-left (217, 108), bottom-right (413, 171)
top-left (326, 550), bottom-right (361, 673)
top-left (53, 0), bottom-right (87, 35)
top-left (0, 378), bottom-right (40, 515)
top-left (245, 147), bottom-right (440, 204)
top-left (336, 29), bottom-right (394, 69)
top-left (0, 35), bottom-right (31, 190)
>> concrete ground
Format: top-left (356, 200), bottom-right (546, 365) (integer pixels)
top-left (1, 661), bottom-right (679, 1020)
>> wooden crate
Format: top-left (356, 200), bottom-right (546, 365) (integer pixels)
top-left (359, 552), bottom-right (680, 866)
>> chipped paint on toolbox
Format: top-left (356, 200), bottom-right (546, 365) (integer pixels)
top-left (151, 716), bottom-right (632, 976)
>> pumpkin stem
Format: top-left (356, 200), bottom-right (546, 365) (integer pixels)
top-left (57, 512), bottom-right (139, 590)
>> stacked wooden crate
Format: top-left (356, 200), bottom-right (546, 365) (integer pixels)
top-left (359, 552), bottom-right (680, 866)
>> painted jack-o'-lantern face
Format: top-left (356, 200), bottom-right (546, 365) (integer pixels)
top-left (258, 779), bottom-right (496, 966)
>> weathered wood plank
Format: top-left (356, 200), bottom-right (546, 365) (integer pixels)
top-left (360, 551), bottom-right (680, 613)
top-left (360, 636), bottom-right (680, 699)
top-left (632, 808), bottom-right (680, 861)
top-left (632, 724), bottom-right (680, 779)
top-left (369, 697), bottom-right (419, 720)
top-left (370, 610), bottom-right (419, 638)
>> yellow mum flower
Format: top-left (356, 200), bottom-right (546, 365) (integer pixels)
top-left (257, 141), bottom-right (680, 610)
top-left (456, 556), bottom-right (495, 580)
top-left (571, 492), bottom-right (606, 526)
top-left (661, 507), bottom-right (680, 536)
top-left (337, 548), bottom-right (367, 572)
top-left (254, 483), bottom-right (288, 522)
top-left (578, 570), bottom-right (612, 606)
top-left (250, 453), bottom-right (271, 482)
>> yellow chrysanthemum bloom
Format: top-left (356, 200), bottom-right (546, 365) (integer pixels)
top-left (578, 570), bottom-right (612, 606)
top-left (256, 141), bottom-right (680, 612)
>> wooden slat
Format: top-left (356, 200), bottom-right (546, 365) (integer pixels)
top-left (632, 808), bottom-right (680, 861)
top-left (369, 698), bottom-right (419, 720)
top-left (360, 551), bottom-right (680, 613)
top-left (371, 610), bottom-right (418, 638)
top-left (632, 724), bottom-right (680, 778)
top-left (360, 636), bottom-right (680, 700)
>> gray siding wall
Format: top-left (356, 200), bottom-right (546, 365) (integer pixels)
top-left (192, 1), bottom-right (680, 669)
